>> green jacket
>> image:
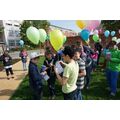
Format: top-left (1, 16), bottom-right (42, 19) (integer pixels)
top-left (106, 49), bottom-right (120, 72)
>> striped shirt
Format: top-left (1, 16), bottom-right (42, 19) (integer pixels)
top-left (76, 58), bottom-right (86, 90)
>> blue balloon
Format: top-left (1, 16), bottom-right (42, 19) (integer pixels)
top-left (79, 29), bottom-right (90, 41)
top-left (111, 31), bottom-right (116, 36)
top-left (19, 40), bottom-right (24, 46)
top-left (104, 30), bottom-right (110, 38)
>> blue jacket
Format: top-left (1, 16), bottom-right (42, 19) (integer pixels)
top-left (28, 61), bottom-right (43, 90)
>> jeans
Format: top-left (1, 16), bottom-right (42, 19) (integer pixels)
top-left (63, 89), bottom-right (77, 100)
top-left (106, 69), bottom-right (119, 94)
top-left (22, 62), bottom-right (27, 70)
top-left (85, 64), bottom-right (92, 88)
top-left (75, 89), bottom-right (82, 100)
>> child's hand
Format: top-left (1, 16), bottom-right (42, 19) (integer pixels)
top-left (41, 71), bottom-right (47, 75)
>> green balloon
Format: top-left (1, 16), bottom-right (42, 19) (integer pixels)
top-left (92, 34), bottom-right (99, 42)
top-left (39, 29), bottom-right (47, 43)
top-left (63, 36), bottom-right (67, 44)
top-left (26, 26), bottom-right (40, 45)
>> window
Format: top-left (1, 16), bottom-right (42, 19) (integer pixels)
top-left (16, 40), bottom-right (20, 46)
top-left (8, 30), bottom-right (14, 37)
top-left (6, 23), bottom-right (12, 26)
top-left (9, 40), bottom-right (15, 46)
top-left (14, 30), bottom-right (20, 37)
top-left (14, 24), bottom-right (19, 27)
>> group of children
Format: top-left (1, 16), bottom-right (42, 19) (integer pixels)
top-left (28, 40), bottom-right (104, 100)
top-left (1, 37), bottom-right (120, 100)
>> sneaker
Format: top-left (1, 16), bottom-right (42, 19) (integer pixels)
top-left (110, 92), bottom-right (116, 97)
top-left (11, 75), bottom-right (14, 79)
top-left (7, 77), bottom-right (10, 80)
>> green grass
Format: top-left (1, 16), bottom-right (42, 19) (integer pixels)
top-left (11, 56), bottom-right (120, 100)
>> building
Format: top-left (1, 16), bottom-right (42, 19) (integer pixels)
top-left (0, 20), bottom-right (22, 50)
top-left (49, 25), bottom-right (78, 37)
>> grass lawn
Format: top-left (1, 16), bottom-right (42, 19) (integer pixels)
top-left (11, 56), bottom-right (120, 100)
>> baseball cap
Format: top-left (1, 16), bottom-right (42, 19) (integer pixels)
top-left (116, 38), bottom-right (120, 45)
top-left (30, 52), bottom-right (40, 59)
top-left (112, 37), bottom-right (117, 42)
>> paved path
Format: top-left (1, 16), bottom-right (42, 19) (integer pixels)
top-left (0, 60), bottom-right (29, 100)
top-left (9, 49), bottom-right (44, 59)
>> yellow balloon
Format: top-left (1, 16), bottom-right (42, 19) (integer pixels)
top-left (50, 30), bottom-right (64, 51)
top-left (76, 20), bottom-right (86, 29)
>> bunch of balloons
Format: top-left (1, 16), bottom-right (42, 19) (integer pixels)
top-left (76, 20), bottom-right (101, 31)
top-left (104, 30), bottom-right (116, 38)
top-left (76, 20), bottom-right (101, 42)
top-left (26, 26), bottom-right (47, 45)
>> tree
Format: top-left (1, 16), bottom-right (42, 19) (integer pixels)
top-left (20, 20), bottom-right (50, 47)
top-left (101, 20), bottom-right (120, 31)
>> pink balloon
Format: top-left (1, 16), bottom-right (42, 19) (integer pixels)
top-left (99, 28), bottom-right (103, 34)
top-left (86, 20), bottom-right (101, 31)
top-left (94, 30), bottom-right (99, 34)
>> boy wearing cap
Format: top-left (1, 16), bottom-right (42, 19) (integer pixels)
top-left (29, 52), bottom-right (46, 100)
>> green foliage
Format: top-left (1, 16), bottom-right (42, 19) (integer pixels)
top-left (20, 20), bottom-right (50, 47)
top-left (101, 20), bottom-right (120, 31)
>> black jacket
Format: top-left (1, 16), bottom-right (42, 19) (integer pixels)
top-left (0, 54), bottom-right (12, 67)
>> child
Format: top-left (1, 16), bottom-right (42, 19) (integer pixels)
top-left (74, 48), bottom-right (86, 100)
top-left (19, 49), bottom-right (28, 71)
top-left (54, 46), bottom-right (79, 100)
top-left (106, 40), bottom-right (120, 96)
top-left (43, 51), bottom-right (56, 100)
top-left (29, 52), bottom-right (46, 100)
top-left (0, 51), bottom-right (14, 80)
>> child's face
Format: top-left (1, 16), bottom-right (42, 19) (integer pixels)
top-left (74, 52), bottom-right (81, 60)
top-left (32, 57), bottom-right (39, 64)
top-left (46, 54), bottom-right (52, 60)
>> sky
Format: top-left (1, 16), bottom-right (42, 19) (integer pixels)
top-left (49, 20), bottom-right (81, 33)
